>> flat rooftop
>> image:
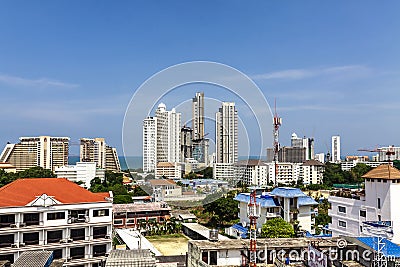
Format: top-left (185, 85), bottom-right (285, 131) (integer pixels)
top-left (189, 237), bottom-right (350, 250)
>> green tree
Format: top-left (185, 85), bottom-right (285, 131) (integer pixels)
top-left (131, 185), bottom-right (149, 196)
top-left (203, 193), bottom-right (239, 227)
top-left (350, 163), bottom-right (372, 183)
top-left (196, 167), bottom-right (213, 178)
top-left (17, 166), bottom-right (56, 178)
top-left (184, 171), bottom-right (197, 179)
top-left (260, 218), bottom-right (295, 238)
top-left (0, 169), bottom-right (17, 187)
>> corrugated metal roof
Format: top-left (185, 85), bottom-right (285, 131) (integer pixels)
top-left (298, 196), bottom-right (318, 206)
top-left (357, 237), bottom-right (400, 258)
top-left (234, 193), bottom-right (279, 207)
top-left (13, 251), bottom-right (53, 267)
top-left (271, 187), bottom-right (306, 198)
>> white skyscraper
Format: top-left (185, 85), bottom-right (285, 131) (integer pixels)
top-left (155, 103), bottom-right (181, 164)
top-left (143, 117), bottom-right (157, 172)
top-left (216, 102), bottom-right (238, 164)
top-left (331, 135), bottom-right (341, 163)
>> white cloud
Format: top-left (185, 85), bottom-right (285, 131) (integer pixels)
top-left (251, 65), bottom-right (370, 81)
top-left (0, 73), bottom-right (79, 88)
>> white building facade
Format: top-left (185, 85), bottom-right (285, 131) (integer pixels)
top-left (266, 162), bottom-right (301, 185)
top-left (0, 178), bottom-right (112, 266)
top-left (155, 103), bottom-right (181, 164)
top-left (234, 160), bottom-right (269, 186)
top-left (235, 187), bottom-right (317, 233)
top-left (331, 135), bottom-right (341, 163)
top-left (143, 117), bottom-right (157, 173)
top-left (328, 164), bottom-right (400, 243)
top-left (215, 102), bottom-right (238, 164)
top-left (299, 159), bottom-right (324, 185)
top-left (55, 162), bottom-right (105, 189)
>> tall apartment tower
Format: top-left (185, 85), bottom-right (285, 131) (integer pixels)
top-left (0, 136), bottom-right (69, 172)
top-left (291, 133), bottom-right (315, 160)
top-left (331, 135), bottom-right (341, 163)
top-left (216, 102), bottom-right (238, 164)
top-left (180, 126), bottom-right (193, 162)
top-left (155, 103), bottom-right (181, 163)
top-left (80, 138), bottom-right (121, 172)
top-left (192, 92), bottom-right (204, 140)
top-left (143, 117), bottom-right (157, 172)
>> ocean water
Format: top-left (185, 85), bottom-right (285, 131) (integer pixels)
top-left (68, 156), bottom-right (143, 170)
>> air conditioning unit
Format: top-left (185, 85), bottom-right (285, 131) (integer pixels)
top-left (19, 223), bottom-right (26, 227)
top-left (85, 216), bottom-right (90, 223)
top-left (11, 244), bottom-right (18, 248)
top-left (19, 242), bottom-right (25, 247)
top-left (60, 239), bottom-right (68, 243)
top-left (10, 224), bottom-right (17, 228)
top-left (105, 235), bottom-right (111, 239)
top-left (67, 238), bottom-right (73, 243)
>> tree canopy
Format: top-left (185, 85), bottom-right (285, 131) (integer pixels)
top-left (202, 191), bottom-right (239, 227)
top-left (323, 163), bottom-right (371, 186)
top-left (260, 218), bottom-right (295, 238)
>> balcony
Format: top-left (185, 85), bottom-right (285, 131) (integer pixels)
top-left (68, 210), bottom-right (89, 224)
top-left (266, 212), bottom-right (281, 218)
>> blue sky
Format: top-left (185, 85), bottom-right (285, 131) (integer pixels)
top-left (1, 1), bottom-right (400, 157)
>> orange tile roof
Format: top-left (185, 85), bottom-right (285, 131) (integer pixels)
top-left (0, 178), bottom-right (110, 207)
top-left (362, 164), bottom-right (400, 180)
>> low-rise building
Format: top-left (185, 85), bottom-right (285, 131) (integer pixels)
top-left (328, 164), bottom-right (400, 243)
top-left (0, 163), bottom-right (16, 173)
top-left (148, 179), bottom-right (182, 201)
top-left (235, 187), bottom-right (317, 233)
top-left (155, 162), bottom-right (181, 179)
top-left (340, 160), bottom-right (391, 171)
top-left (54, 162), bottom-right (105, 189)
top-left (213, 163), bottom-right (234, 182)
top-left (0, 178), bottom-right (112, 266)
top-left (113, 203), bottom-right (171, 228)
top-left (299, 159), bottom-right (324, 185)
top-left (266, 162), bottom-right (301, 185)
top-left (234, 160), bottom-right (269, 186)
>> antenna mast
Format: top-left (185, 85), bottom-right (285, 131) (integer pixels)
top-left (273, 99), bottom-right (282, 185)
top-left (248, 189), bottom-right (260, 267)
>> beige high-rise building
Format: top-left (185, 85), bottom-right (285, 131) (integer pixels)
top-left (192, 92), bottom-right (204, 140)
top-left (0, 136), bottom-right (69, 172)
top-left (80, 138), bottom-right (121, 172)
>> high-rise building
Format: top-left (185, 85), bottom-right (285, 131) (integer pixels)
top-left (215, 102), bottom-right (238, 164)
top-left (331, 135), bottom-right (341, 163)
top-left (0, 136), bottom-right (69, 172)
top-left (180, 126), bottom-right (193, 162)
top-left (291, 133), bottom-right (314, 160)
top-left (143, 117), bottom-right (157, 172)
top-left (155, 103), bottom-right (181, 164)
top-left (80, 138), bottom-right (121, 172)
top-left (192, 92), bottom-right (204, 141)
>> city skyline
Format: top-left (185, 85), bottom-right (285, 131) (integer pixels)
top-left (1, 1), bottom-right (400, 157)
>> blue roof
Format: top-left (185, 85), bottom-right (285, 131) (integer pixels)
top-left (234, 193), bottom-right (279, 208)
top-left (357, 237), bottom-right (400, 258)
top-left (298, 196), bottom-right (318, 206)
top-left (232, 224), bottom-right (248, 238)
top-left (271, 187), bottom-right (306, 198)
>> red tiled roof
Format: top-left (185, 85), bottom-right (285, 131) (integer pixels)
top-left (0, 178), bottom-right (110, 207)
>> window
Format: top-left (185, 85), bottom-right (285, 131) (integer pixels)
top-left (360, 210), bottom-right (366, 217)
top-left (338, 220), bottom-right (346, 228)
top-left (23, 232), bottom-right (39, 245)
top-left (70, 247), bottom-right (85, 259)
top-left (70, 228), bottom-right (85, 241)
top-left (202, 251), bottom-right (208, 264)
top-left (23, 213), bottom-right (40, 226)
top-left (113, 219), bottom-right (123, 225)
top-left (210, 251), bottom-right (218, 265)
top-left (378, 198), bottom-right (381, 209)
top-left (378, 215), bottom-right (382, 221)
top-left (93, 209), bottom-right (109, 217)
top-left (0, 234), bottom-right (14, 248)
top-left (93, 244), bottom-right (107, 256)
top-left (47, 212), bottom-right (65, 220)
top-left (338, 206), bottom-right (346, 213)
top-left (126, 219), bottom-right (135, 225)
top-left (47, 230), bottom-right (62, 243)
top-left (360, 226), bottom-right (363, 233)
top-left (0, 214), bottom-right (15, 228)
top-left (93, 226), bottom-right (107, 239)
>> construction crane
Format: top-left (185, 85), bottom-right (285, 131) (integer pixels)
top-left (273, 99), bottom-right (282, 185)
top-left (247, 189), bottom-right (260, 267)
